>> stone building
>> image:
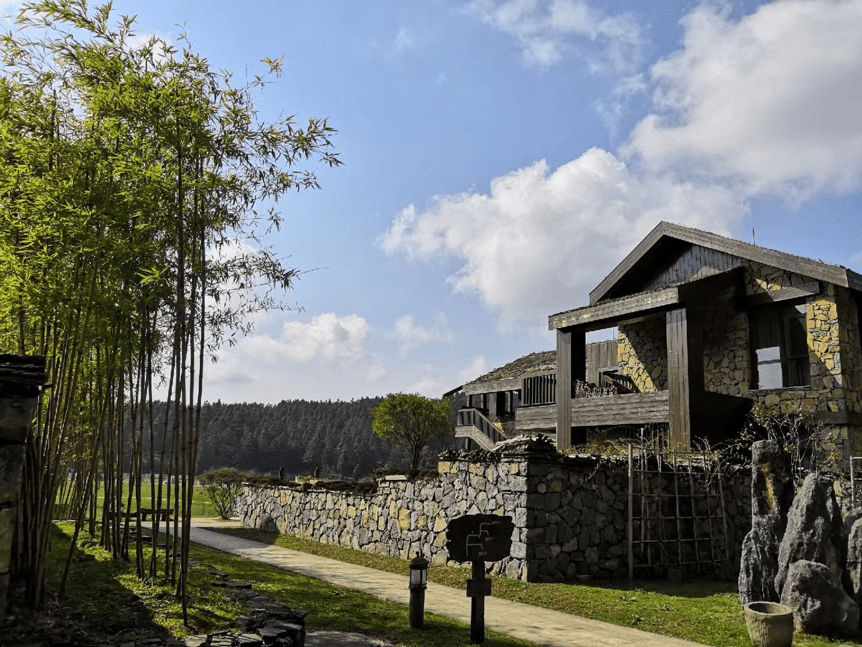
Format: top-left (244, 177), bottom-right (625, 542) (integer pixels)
top-left (455, 221), bottom-right (862, 459)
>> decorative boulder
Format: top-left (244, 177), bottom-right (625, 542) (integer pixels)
top-left (738, 440), bottom-right (794, 603)
top-left (775, 474), bottom-right (844, 598)
top-left (780, 560), bottom-right (859, 637)
top-left (739, 525), bottom-right (783, 604)
top-left (848, 517), bottom-right (862, 608)
top-left (750, 440), bottom-right (795, 531)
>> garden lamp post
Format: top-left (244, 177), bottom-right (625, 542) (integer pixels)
top-left (409, 554), bottom-right (429, 629)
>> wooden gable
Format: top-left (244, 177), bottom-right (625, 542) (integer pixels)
top-left (588, 221), bottom-right (862, 305)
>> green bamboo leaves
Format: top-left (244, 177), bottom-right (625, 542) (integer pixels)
top-left (1, 0), bottom-right (340, 617)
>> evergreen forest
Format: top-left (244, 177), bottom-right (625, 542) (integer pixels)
top-left (135, 397), bottom-right (464, 481)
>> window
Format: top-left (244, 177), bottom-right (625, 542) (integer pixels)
top-left (750, 303), bottom-right (810, 389)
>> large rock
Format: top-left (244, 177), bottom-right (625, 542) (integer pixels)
top-left (780, 560), bottom-right (859, 636)
top-left (750, 440), bottom-right (795, 531)
top-left (848, 516), bottom-right (862, 608)
top-left (775, 473), bottom-right (844, 597)
top-left (739, 524), bottom-right (783, 603)
top-left (738, 440), bottom-right (794, 603)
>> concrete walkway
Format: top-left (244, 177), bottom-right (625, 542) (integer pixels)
top-left (189, 518), bottom-right (708, 647)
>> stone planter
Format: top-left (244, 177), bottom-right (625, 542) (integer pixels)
top-left (743, 602), bottom-right (794, 647)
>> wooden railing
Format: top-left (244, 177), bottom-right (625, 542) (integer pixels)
top-left (456, 408), bottom-right (507, 445)
top-left (522, 373), bottom-right (556, 406)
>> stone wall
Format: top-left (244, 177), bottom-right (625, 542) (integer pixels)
top-left (237, 440), bottom-right (751, 583)
top-left (613, 259), bottom-right (862, 458)
top-left (617, 317), bottom-right (667, 392)
top-left (745, 269), bottom-right (862, 458)
top-left (702, 299), bottom-right (751, 396)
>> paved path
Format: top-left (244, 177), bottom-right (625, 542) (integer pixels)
top-left (189, 518), bottom-right (709, 647)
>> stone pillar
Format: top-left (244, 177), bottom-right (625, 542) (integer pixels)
top-left (0, 355), bottom-right (47, 621)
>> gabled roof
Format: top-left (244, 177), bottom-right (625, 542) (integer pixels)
top-left (470, 351), bottom-right (556, 383)
top-left (589, 221), bottom-right (862, 305)
top-left (462, 350), bottom-right (555, 395)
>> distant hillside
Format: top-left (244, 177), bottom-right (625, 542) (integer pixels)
top-left (133, 397), bottom-right (463, 480)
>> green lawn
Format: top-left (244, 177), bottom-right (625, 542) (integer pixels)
top-left (31, 522), bottom-right (542, 647)
top-left (55, 478), bottom-right (220, 519)
top-left (211, 527), bottom-right (862, 647)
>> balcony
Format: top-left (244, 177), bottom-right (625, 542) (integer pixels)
top-left (516, 390), bottom-right (670, 431)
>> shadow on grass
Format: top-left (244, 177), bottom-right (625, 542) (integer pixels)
top-left (0, 524), bottom-right (171, 645)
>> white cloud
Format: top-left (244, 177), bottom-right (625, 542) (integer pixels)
top-left (374, 26), bottom-right (424, 60)
top-left (127, 33), bottom-right (175, 65)
top-left (0, 0), bottom-right (23, 18)
top-left (212, 312), bottom-right (369, 369)
top-left (202, 312), bottom-right (370, 401)
top-left (460, 355), bottom-right (492, 384)
top-left (594, 73), bottom-right (647, 136)
top-left (277, 313), bottom-right (369, 362)
top-left (393, 27), bottom-right (417, 54)
top-left (380, 147), bottom-right (748, 326)
top-left (392, 314), bottom-right (454, 354)
top-left (625, 0), bottom-right (862, 199)
top-left (467, 0), bottom-right (645, 72)
top-left (203, 316), bottom-right (482, 402)
top-left (382, 0), bottom-right (862, 328)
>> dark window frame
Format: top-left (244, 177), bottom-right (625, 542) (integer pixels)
top-left (750, 300), bottom-right (810, 390)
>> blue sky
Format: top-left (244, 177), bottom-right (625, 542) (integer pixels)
top-left (4, 0), bottom-right (862, 403)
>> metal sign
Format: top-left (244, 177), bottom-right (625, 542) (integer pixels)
top-left (466, 578), bottom-right (492, 598)
top-left (445, 514), bottom-right (514, 563)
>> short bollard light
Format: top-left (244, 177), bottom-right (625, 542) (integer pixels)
top-left (409, 554), bottom-right (429, 629)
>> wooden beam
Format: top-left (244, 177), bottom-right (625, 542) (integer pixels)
top-left (814, 411), bottom-right (862, 426)
top-left (516, 393), bottom-right (672, 430)
top-left (463, 377), bottom-right (521, 396)
top-left (572, 391), bottom-right (670, 426)
top-left (666, 308), bottom-right (698, 450)
top-left (556, 330), bottom-right (572, 451)
top-left (746, 281), bottom-right (821, 306)
top-left (549, 287), bottom-right (680, 331)
top-left (555, 329), bottom-right (585, 450)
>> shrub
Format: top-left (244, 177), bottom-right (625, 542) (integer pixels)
top-left (199, 468), bottom-right (247, 519)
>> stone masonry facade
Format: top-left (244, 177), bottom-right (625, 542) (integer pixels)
top-left (617, 317), bottom-right (667, 393)
top-left (613, 260), bottom-right (862, 459)
top-left (236, 440), bottom-right (751, 583)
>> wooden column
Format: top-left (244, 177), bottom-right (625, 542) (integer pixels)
top-left (556, 327), bottom-right (586, 451)
top-left (486, 392), bottom-right (498, 422)
top-left (666, 308), bottom-right (703, 450)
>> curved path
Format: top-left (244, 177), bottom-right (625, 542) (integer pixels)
top-left (190, 518), bottom-right (708, 647)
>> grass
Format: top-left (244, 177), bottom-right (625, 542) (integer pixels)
top-left (15, 523), bottom-right (544, 647)
top-left (36, 522), bottom-right (247, 641)
top-left (212, 526), bottom-right (862, 647)
top-left (55, 478), bottom-right (220, 519)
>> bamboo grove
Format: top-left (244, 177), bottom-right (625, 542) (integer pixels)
top-left (0, 0), bottom-right (340, 618)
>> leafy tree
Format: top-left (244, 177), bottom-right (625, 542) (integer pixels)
top-left (199, 468), bottom-right (246, 519)
top-left (371, 394), bottom-right (453, 469)
top-left (0, 0), bottom-right (340, 615)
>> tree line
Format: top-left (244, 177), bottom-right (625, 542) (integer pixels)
top-left (122, 396), bottom-right (463, 480)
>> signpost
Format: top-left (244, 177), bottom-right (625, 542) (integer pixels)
top-left (446, 514), bottom-right (514, 644)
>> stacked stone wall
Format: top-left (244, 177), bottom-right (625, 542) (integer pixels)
top-left (237, 446), bottom-right (751, 583)
top-left (617, 318), bottom-right (667, 392)
top-left (237, 455), bottom-right (532, 579)
top-left (702, 300), bottom-right (751, 396)
top-left (612, 259), bottom-right (862, 458)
